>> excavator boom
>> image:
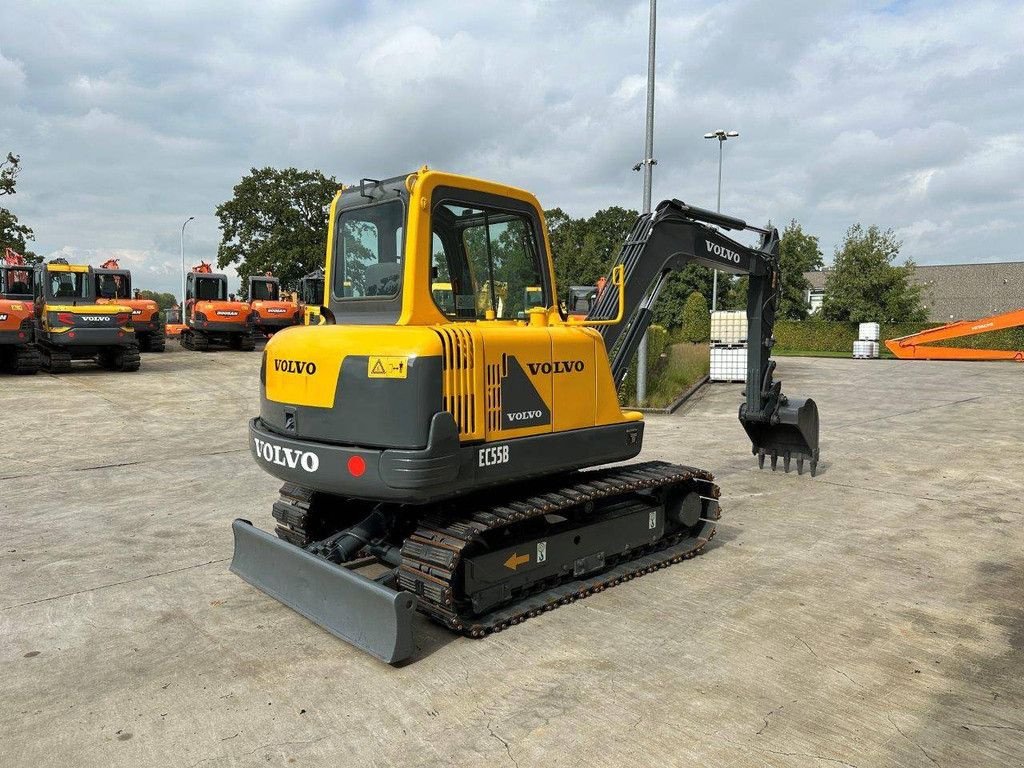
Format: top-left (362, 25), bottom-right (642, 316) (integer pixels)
top-left (885, 309), bottom-right (1024, 361)
top-left (590, 199), bottom-right (820, 473)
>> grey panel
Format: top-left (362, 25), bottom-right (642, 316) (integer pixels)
top-left (261, 355), bottom-right (443, 450)
top-left (250, 415), bottom-right (645, 504)
top-left (230, 519), bottom-right (416, 664)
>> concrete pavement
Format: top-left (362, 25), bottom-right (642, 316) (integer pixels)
top-left (1, 349), bottom-right (1021, 767)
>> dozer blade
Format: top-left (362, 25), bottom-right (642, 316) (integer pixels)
top-left (741, 396), bottom-right (820, 476)
top-left (230, 519), bottom-right (417, 664)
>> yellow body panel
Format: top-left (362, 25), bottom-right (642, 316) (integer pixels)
top-left (264, 325), bottom-right (442, 408)
top-left (41, 301), bottom-right (134, 333)
top-left (45, 303), bottom-right (131, 314)
top-left (45, 263), bottom-right (90, 273)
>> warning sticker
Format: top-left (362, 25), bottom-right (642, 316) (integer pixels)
top-left (367, 356), bottom-right (408, 379)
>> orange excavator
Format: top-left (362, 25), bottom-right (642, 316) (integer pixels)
top-left (885, 309), bottom-right (1024, 361)
top-left (0, 247), bottom-right (39, 374)
top-left (246, 272), bottom-right (300, 337)
top-left (180, 261), bottom-right (256, 351)
top-left (95, 259), bottom-right (166, 352)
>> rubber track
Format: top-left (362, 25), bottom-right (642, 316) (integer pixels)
top-left (119, 343), bottom-right (141, 371)
top-left (12, 344), bottom-right (40, 374)
top-left (42, 346), bottom-right (72, 373)
top-left (398, 460), bottom-right (720, 638)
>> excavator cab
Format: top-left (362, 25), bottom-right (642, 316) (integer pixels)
top-left (188, 271), bottom-right (228, 301)
top-left (1, 266), bottom-right (33, 299)
top-left (248, 276), bottom-right (279, 302)
top-left (232, 169), bottom-right (821, 663)
top-left (298, 269), bottom-right (326, 325)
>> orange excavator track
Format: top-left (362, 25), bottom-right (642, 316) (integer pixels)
top-left (884, 308), bottom-right (1024, 361)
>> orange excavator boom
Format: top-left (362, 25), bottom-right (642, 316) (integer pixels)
top-left (192, 261), bottom-right (214, 274)
top-left (885, 308), bottom-right (1024, 361)
top-left (3, 247), bottom-right (27, 266)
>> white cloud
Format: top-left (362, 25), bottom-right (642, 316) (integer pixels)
top-left (1, 0), bottom-right (1023, 296)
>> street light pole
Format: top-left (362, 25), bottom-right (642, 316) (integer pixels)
top-left (180, 216), bottom-right (195, 323)
top-left (634, 0), bottom-right (657, 405)
top-left (703, 129), bottom-right (739, 310)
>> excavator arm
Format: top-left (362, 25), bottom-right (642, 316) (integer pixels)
top-left (588, 199), bottom-right (821, 475)
top-left (885, 310), bottom-right (1024, 361)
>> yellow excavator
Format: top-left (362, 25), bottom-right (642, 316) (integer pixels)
top-left (231, 169), bottom-right (821, 662)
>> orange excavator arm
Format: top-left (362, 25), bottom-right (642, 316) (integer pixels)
top-left (885, 308), bottom-right (1024, 361)
top-left (3, 247), bottom-right (27, 266)
top-left (99, 258), bottom-right (120, 269)
top-left (192, 261), bottom-right (214, 273)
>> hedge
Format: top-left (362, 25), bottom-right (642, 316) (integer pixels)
top-left (773, 320), bottom-right (1024, 354)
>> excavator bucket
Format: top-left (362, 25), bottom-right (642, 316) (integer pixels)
top-left (229, 519), bottom-right (417, 664)
top-left (741, 397), bottom-right (820, 476)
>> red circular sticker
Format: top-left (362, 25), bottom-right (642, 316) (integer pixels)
top-left (347, 455), bottom-right (366, 477)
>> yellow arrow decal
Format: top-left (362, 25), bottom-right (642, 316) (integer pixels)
top-left (504, 552), bottom-right (530, 571)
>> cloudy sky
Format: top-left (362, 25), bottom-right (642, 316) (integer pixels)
top-left (2, 0), bottom-right (1022, 296)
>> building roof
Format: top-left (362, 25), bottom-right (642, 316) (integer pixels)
top-left (803, 262), bottom-right (1024, 321)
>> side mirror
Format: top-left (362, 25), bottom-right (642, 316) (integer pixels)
top-left (319, 305), bottom-right (336, 325)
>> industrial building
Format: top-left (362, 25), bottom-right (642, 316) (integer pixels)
top-left (804, 261), bottom-right (1024, 321)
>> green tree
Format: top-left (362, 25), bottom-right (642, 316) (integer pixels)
top-left (777, 220), bottom-right (824, 319)
top-left (823, 224), bottom-right (926, 322)
top-left (1, 152), bottom-right (39, 261)
top-left (216, 167), bottom-right (338, 287)
top-left (545, 206), bottom-right (637, 299)
top-left (679, 291), bottom-right (710, 342)
top-left (138, 290), bottom-right (179, 310)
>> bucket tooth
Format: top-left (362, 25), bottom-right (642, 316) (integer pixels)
top-left (757, 449), bottom-right (765, 469)
top-left (770, 452), bottom-right (778, 471)
top-left (783, 451), bottom-right (791, 473)
top-left (797, 456), bottom-right (805, 475)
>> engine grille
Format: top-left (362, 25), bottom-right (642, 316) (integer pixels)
top-left (434, 327), bottom-right (477, 436)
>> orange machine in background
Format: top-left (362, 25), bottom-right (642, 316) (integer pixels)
top-left (180, 262), bottom-right (256, 351)
top-left (885, 309), bottom-right (1024, 361)
top-left (247, 273), bottom-right (299, 337)
top-left (0, 247), bottom-right (39, 374)
top-left (164, 307), bottom-right (185, 339)
top-left (95, 259), bottom-right (166, 352)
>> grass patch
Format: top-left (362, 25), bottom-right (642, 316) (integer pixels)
top-left (632, 343), bottom-right (710, 409)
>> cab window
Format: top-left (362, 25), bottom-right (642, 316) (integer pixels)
top-left (430, 201), bottom-right (546, 320)
top-left (49, 271), bottom-right (89, 299)
top-left (96, 273), bottom-right (129, 299)
top-left (250, 280), bottom-right (278, 301)
top-left (334, 199), bottom-right (404, 299)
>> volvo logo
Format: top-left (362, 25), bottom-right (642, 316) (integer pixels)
top-left (507, 409), bottom-right (543, 422)
top-left (706, 239), bottom-right (741, 263)
top-left (253, 437), bottom-right (320, 472)
top-left (274, 359), bottom-right (317, 375)
top-left (527, 360), bottom-right (585, 375)
top-left (80, 316), bottom-right (107, 322)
